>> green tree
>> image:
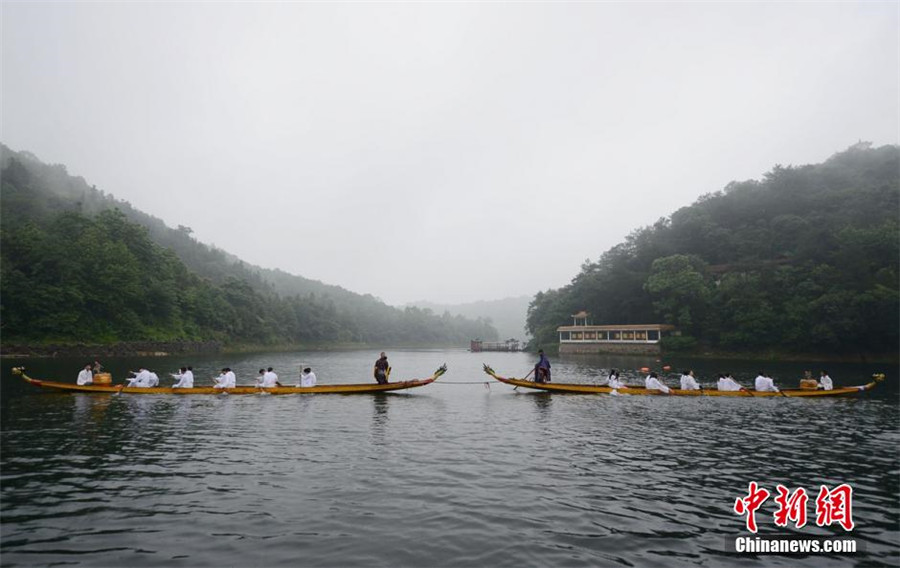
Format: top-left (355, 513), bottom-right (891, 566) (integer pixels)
top-left (644, 254), bottom-right (711, 334)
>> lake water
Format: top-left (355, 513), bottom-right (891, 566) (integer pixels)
top-left (1, 349), bottom-right (898, 567)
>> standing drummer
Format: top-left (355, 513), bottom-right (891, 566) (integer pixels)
top-left (374, 352), bottom-right (390, 384)
top-left (534, 350), bottom-right (551, 383)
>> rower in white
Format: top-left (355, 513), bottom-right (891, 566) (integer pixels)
top-left (818, 370), bottom-right (833, 391)
top-left (754, 372), bottom-right (779, 392)
top-left (214, 368), bottom-right (236, 389)
top-left (299, 367), bottom-right (317, 387)
top-left (171, 366), bottom-right (194, 388)
top-left (645, 372), bottom-right (670, 394)
top-left (126, 368), bottom-right (153, 387)
top-left (76, 364), bottom-right (93, 386)
top-left (262, 367), bottom-right (279, 387)
top-left (607, 369), bottom-right (627, 389)
top-left (680, 369), bottom-right (700, 391)
top-left (717, 373), bottom-right (743, 391)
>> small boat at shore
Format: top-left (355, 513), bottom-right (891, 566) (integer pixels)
top-left (482, 365), bottom-right (884, 397)
top-left (13, 365), bottom-right (447, 395)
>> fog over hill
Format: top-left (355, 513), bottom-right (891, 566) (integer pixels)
top-left (526, 143), bottom-right (899, 358)
top-left (407, 296), bottom-right (532, 341)
top-left (0, 144), bottom-right (499, 346)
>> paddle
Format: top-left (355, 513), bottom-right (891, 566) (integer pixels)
top-left (515, 368), bottom-right (536, 390)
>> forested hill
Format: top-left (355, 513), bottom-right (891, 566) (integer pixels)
top-left (527, 143), bottom-right (899, 358)
top-left (0, 144), bottom-right (498, 346)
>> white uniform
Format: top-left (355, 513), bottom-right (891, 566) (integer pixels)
top-left (645, 375), bottom-right (670, 394)
top-left (76, 369), bottom-right (93, 385)
top-left (213, 373), bottom-right (233, 389)
top-left (148, 372), bottom-right (159, 387)
top-left (819, 375), bottom-right (833, 390)
top-left (755, 375), bottom-right (779, 392)
top-left (680, 374), bottom-right (700, 390)
top-left (299, 371), bottom-right (317, 387)
top-left (127, 370), bottom-right (152, 387)
top-left (607, 374), bottom-right (626, 389)
top-left (718, 377), bottom-right (743, 391)
top-left (261, 371), bottom-right (278, 387)
top-left (171, 370), bottom-right (194, 388)
top-left (224, 371), bottom-right (237, 388)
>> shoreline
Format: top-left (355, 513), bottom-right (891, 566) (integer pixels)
top-left (534, 345), bottom-right (898, 365)
top-left (0, 340), bottom-right (223, 359)
top-left (0, 340), bottom-right (473, 359)
top-left (678, 350), bottom-right (899, 365)
top-left (4, 341), bottom-right (895, 365)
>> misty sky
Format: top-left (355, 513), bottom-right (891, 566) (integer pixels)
top-left (3, 2), bottom-right (897, 305)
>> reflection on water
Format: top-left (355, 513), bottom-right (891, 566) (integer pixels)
top-left (1, 349), bottom-right (897, 567)
top-left (369, 394), bottom-right (390, 446)
top-left (530, 391), bottom-right (553, 422)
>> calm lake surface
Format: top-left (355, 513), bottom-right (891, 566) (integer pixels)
top-left (1, 349), bottom-right (898, 567)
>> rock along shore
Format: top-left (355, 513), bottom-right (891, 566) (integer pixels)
top-left (1, 341), bottom-right (222, 358)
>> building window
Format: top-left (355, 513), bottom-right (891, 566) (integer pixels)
top-left (572, 332), bottom-right (583, 340)
top-left (648, 330), bottom-right (659, 341)
top-left (585, 332), bottom-right (597, 340)
top-left (598, 331), bottom-right (608, 340)
top-left (635, 331), bottom-right (648, 341)
top-left (611, 331), bottom-right (621, 340)
top-left (560, 331), bottom-right (571, 341)
top-left (622, 331), bottom-right (635, 341)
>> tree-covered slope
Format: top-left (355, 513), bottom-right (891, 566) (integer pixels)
top-left (526, 143), bottom-right (899, 356)
top-left (0, 145), bottom-right (498, 346)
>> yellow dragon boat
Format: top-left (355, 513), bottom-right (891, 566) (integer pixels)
top-left (482, 365), bottom-right (884, 397)
top-left (13, 365), bottom-right (446, 395)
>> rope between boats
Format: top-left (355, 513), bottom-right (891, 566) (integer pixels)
top-left (433, 381), bottom-right (492, 390)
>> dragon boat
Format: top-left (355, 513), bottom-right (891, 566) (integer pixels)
top-left (13, 365), bottom-right (446, 395)
top-left (482, 365), bottom-right (884, 397)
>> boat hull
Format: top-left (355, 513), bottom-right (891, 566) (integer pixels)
top-left (13, 366), bottom-right (446, 395)
top-left (482, 365), bottom-right (883, 397)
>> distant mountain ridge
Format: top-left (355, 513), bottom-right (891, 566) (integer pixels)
top-left (0, 144), bottom-right (499, 346)
top-left (408, 296), bottom-right (532, 341)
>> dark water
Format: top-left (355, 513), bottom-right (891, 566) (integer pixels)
top-left (1, 350), bottom-right (898, 567)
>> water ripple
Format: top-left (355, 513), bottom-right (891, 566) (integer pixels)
top-left (2, 351), bottom-right (897, 567)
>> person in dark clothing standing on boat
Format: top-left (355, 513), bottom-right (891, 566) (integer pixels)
top-left (534, 349), bottom-right (551, 383)
top-left (374, 352), bottom-right (390, 384)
